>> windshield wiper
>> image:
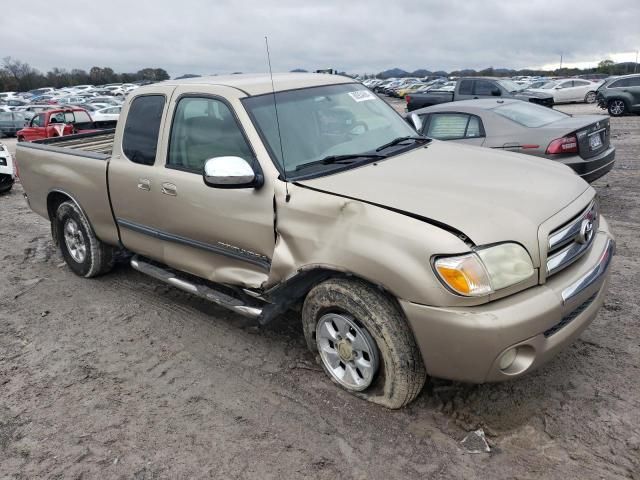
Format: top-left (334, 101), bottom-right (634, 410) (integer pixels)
top-left (294, 153), bottom-right (387, 171)
top-left (375, 136), bottom-right (430, 152)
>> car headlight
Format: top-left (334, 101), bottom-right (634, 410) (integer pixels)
top-left (433, 243), bottom-right (534, 297)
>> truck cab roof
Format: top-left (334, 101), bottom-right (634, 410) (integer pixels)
top-left (136, 73), bottom-right (353, 97)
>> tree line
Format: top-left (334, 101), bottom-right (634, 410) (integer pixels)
top-left (0, 57), bottom-right (170, 92)
top-left (369, 60), bottom-right (639, 79)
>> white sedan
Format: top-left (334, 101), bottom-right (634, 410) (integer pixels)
top-left (528, 79), bottom-right (601, 104)
top-left (0, 142), bottom-right (15, 193)
top-left (91, 106), bottom-right (121, 122)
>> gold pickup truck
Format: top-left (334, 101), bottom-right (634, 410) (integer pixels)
top-left (16, 73), bottom-right (615, 408)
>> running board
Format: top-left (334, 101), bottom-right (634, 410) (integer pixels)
top-left (130, 256), bottom-right (263, 319)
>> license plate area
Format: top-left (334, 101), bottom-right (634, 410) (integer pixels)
top-left (589, 132), bottom-right (603, 150)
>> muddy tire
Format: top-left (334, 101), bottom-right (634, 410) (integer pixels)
top-left (302, 278), bottom-right (427, 409)
top-left (55, 200), bottom-right (114, 278)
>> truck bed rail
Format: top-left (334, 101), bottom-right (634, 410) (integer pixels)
top-left (33, 129), bottom-right (116, 157)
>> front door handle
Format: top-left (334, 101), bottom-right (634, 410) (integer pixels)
top-left (161, 182), bottom-right (177, 196)
top-left (137, 178), bottom-right (151, 191)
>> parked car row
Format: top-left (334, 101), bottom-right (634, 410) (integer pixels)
top-left (405, 99), bottom-right (615, 183)
top-left (363, 76), bottom-right (605, 106)
top-left (0, 84), bottom-right (128, 137)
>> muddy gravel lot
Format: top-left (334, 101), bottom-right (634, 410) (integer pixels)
top-left (1, 102), bottom-right (639, 479)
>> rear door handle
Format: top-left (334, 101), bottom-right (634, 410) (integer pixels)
top-left (161, 182), bottom-right (177, 196)
top-left (137, 178), bottom-right (151, 191)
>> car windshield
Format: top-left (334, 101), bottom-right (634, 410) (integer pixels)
top-left (493, 101), bottom-right (568, 127)
top-left (539, 81), bottom-right (558, 89)
top-left (243, 83), bottom-right (418, 177)
top-left (497, 80), bottom-right (527, 92)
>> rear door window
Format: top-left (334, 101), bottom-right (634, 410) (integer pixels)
top-left (425, 113), bottom-right (484, 139)
top-left (627, 77), bottom-right (640, 87)
top-left (122, 95), bottom-right (166, 165)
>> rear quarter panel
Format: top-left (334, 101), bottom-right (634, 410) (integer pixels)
top-left (16, 144), bottom-right (119, 245)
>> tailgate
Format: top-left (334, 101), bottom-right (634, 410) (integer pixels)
top-left (576, 118), bottom-right (610, 159)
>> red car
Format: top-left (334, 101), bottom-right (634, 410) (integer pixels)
top-left (17, 108), bottom-right (98, 142)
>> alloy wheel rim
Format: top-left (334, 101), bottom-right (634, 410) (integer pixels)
top-left (611, 100), bottom-right (624, 115)
top-left (586, 92), bottom-right (596, 103)
top-left (315, 313), bottom-right (379, 391)
top-left (63, 219), bottom-right (87, 263)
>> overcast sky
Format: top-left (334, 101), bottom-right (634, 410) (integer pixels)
top-left (3, 0), bottom-right (639, 77)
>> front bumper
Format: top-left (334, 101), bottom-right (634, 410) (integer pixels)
top-left (401, 217), bottom-right (615, 383)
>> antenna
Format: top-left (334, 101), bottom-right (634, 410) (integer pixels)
top-left (265, 36), bottom-right (289, 200)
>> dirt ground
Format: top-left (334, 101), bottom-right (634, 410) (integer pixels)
top-left (1, 101), bottom-right (639, 480)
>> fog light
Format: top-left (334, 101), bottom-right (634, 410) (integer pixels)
top-left (499, 348), bottom-right (517, 371)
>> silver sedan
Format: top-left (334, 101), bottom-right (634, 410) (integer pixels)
top-left (407, 99), bottom-right (615, 183)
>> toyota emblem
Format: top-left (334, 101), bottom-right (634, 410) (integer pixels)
top-left (577, 218), bottom-right (594, 244)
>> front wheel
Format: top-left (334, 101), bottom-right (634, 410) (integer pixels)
top-left (302, 278), bottom-right (427, 409)
top-left (584, 91), bottom-right (597, 104)
top-left (55, 200), bottom-right (114, 278)
top-left (608, 99), bottom-right (626, 116)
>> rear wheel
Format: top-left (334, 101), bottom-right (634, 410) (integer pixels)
top-left (302, 278), bottom-right (427, 409)
top-left (55, 200), bottom-right (114, 278)
top-left (17, 136), bottom-right (24, 142)
top-left (584, 91), bottom-right (597, 104)
top-left (608, 99), bottom-right (626, 116)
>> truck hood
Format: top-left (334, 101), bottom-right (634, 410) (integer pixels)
top-left (297, 141), bottom-right (591, 266)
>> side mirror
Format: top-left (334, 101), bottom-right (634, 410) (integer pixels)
top-left (203, 156), bottom-right (263, 189)
top-left (408, 113), bottom-right (423, 132)
top-left (491, 88), bottom-right (501, 96)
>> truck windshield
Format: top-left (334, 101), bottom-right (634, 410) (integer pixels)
top-left (242, 83), bottom-right (418, 177)
top-left (496, 80), bottom-right (527, 93)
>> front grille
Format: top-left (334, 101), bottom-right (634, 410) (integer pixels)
top-left (546, 201), bottom-right (598, 277)
top-left (544, 293), bottom-right (596, 337)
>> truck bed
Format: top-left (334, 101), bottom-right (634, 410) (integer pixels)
top-left (36, 129), bottom-right (116, 157)
top-left (16, 128), bottom-right (120, 246)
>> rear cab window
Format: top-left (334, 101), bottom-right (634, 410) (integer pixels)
top-left (122, 95), bottom-right (166, 165)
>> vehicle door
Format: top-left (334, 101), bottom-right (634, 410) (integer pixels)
top-left (553, 81), bottom-right (574, 102)
top-left (154, 86), bottom-right (276, 287)
top-left (419, 112), bottom-right (486, 146)
top-left (20, 113), bottom-right (46, 141)
top-left (625, 76), bottom-right (640, 108)
top-left (472, 79), bottom-right (501, 99)
top-left (570, 80), bottom-right (591, 101)
top-left (108, 89), bottom-right (175, 262)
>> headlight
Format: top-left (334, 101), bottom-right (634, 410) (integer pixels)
top-left (433, 243), bottom-right (534, 297)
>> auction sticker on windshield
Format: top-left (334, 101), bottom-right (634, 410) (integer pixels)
top-left (348, 90), bottom-right (376, 102)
